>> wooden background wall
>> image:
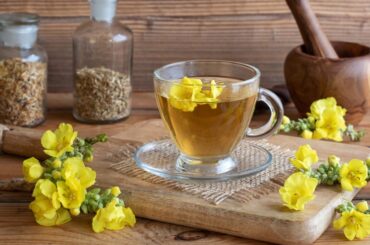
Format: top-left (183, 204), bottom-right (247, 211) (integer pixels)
top-left (1, 0), bottom-right (370, 92)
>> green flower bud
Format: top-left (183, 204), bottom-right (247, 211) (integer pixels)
top-left (90, 188), bottom-right (101, 194)
top-left (308, 116), bottom-right (315, 124)
top-left (81, 204), bottom-right (88, 214)
top-left (93, 194), bottom-right (100, 201)
top-left (52, 170), bottom-right (61, 180)
top-left (52, 159), bottom-right (62, 168)
top-left (84, 153), bottom-right (93, 162)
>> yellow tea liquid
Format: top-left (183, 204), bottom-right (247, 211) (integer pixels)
top-left (156, 82), bottom-right (258, 158)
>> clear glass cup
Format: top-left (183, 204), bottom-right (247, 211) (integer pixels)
top-left (154, 60), bottom-right (284, 175)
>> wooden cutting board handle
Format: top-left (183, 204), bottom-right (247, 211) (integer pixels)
top-left (0, 125), bottom-right (45, 159)
top-left (286, 0), bottom-right (338, 58)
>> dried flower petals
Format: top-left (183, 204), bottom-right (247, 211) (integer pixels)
top-left (74, 67), bottom-right (131, 122)
top-left (0, 58), bottom-right (46, 126)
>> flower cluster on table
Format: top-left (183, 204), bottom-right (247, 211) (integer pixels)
top-left (22, 123), bottom-right (136, 233)
top-left (280, 97), bottom-right (365, 142)
top-left (280, 144), bottom-right (370, 240)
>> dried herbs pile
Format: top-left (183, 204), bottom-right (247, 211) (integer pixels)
top-left (0, 58), bottom-right (46, 126)
top-left (74, 67), bottom-right (131, 122)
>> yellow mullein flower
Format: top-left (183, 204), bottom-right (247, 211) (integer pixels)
top-left (57, 179), bottom-right (85, 209)
top-left (61, 157), bottom-right (96, 189)
top-left (30, 179), bottom-right (70, 226)
top-left (312, 108), bottom-right (346, 142)
top-left (23, 157), bottom-right (44, 183)
top-left (356, 201), bottom-right (369, 213)
top-left (309, 97), bottom-right (346, 119)
top-left (168, 77), bottom-right (202, 112)
top-left (333, 209), bottom-right (370, 240)
top-left (168, 77), bottom-right (223, 112)
top-left (279, 172), bottom-right (318, 211)
top-left (41, 123), bottom-right (78, 158)
top-left (30, 199), bottom-right (71, 226)
top-left (32, 179), bottom-right (60, 208)
top-left (339, 159), bottom-right (368, 191)
top-left (290, 144), bottom-right (319, 170)
top-left (92, 200), bottom-right (136, 233)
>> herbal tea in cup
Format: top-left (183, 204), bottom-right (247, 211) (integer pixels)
top-left (154, 60), bottom-right (283, 175)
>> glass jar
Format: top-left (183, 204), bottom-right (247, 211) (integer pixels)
top-left (73, 0), bottom-right (133, 123)
top-left (0, 13), bottom-right (47, 127)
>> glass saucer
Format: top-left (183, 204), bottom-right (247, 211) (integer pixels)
top-left (134, 139), bottom-right (273, 183)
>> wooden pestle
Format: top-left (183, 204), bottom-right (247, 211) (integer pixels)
top-left (286, 0), bottom-right (338, 59)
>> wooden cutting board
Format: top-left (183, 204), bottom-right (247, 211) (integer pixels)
top-left (2, 119), bottom-right (370, 244)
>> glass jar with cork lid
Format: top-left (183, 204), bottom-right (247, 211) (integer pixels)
top-left (73, 0), bottom-right (133, 123)
top-left (0, 13), bottom-right (47, 127)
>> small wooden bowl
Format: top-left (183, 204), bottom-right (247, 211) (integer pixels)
top-left (284, 41), bottom-right (370, 124)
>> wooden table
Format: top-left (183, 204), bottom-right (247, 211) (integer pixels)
top-left (0, 92), bottom-right (369, 244)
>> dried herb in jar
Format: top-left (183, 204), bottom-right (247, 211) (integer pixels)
top-left (74, 67), bottom-right (132, 122)
top-left (0, 58), bottom-right (46, 126)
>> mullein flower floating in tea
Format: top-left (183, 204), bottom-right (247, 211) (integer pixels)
top-left (279, 97), bottom-right (365, 142)
top-left (22, 123), bottom-right (136, 232)
top-left (280, 144), bottom-right (370, 240)
top-left (168, 77), bottom-right (224, 112)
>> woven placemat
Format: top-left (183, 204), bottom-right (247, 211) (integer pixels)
top-left (109, 139), bottom-right (294, 205)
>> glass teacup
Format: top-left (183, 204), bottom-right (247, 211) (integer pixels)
top-left (154, 60), bottom-right (283, 175)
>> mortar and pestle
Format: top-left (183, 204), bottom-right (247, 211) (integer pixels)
top-left (284, 0), bottom-right (370, 124)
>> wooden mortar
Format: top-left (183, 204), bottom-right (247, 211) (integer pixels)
top-left (285, 41), bottom-right (370, 124)
top-left (285, 0), bottom-right (370, 124)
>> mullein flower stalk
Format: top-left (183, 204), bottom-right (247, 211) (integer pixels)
top-left (22, 123), bottom-right (135, 233)
top-left (279, 97), bottom-right (365, 142)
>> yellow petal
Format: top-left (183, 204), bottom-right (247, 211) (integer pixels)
top-left (92, 211), bottom-right (105, 233)
top-left (35, 214), bottom-right (56, 226)
top-left (355, 226), bottom-right (368, 240)
top-left (55, 208), bottom-right (72, 225)
top-left (122, 207), bottom-right (136, 227)
top-left (40, 180), bottom-right (57, 199)
top-left (343, 225), bottom-right (356, 241)
top-left (313, 128), bottom-right (327, 140)
top-left (41, 130), bottom-right (57, 150)
top-left (43, 150), bottom-right (59, 158)
top-left (23, 157), bottom-right (39, 168)
top-left (340, 178), bottom-right (354, 191)
top-left (333, 215), bottom-right (347, 230)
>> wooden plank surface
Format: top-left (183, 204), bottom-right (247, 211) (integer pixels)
top-left (1, 1), bottom-right (370, 91)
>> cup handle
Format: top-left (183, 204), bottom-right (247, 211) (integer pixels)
top-left (245, 88), bottom-right (284, 139)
